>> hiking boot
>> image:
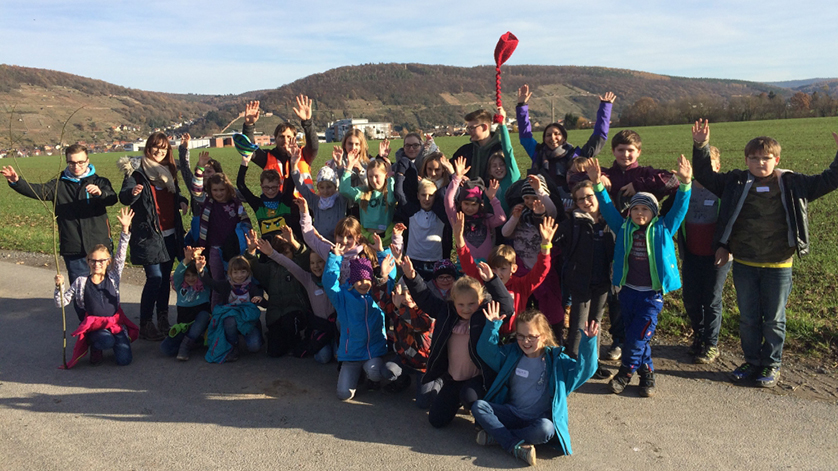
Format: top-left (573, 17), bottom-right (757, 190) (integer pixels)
top-left (383, 373), bottom-right (411, 394)
top-left (512, 441), bottom-right (536, 466)
top-left (476, 429), bottom-right (496, 446)
top-left (609, 366), bottom-right (632, 394)
top-left (157, 311), bottom-right (171, 336)
top-left (603, 343), bottom-right (622, 361)
top-left (89, 348), bottom-right (104, 366)
top-left (593, 363), bottom-right (613, 380)
top-left (139, 321), bottom-right (165, 341)
top-left (687, 337), bottom-right (703, 356)
top-left (225, 346), bottom-right (240, 363)
top-left (638, 365), bottom-right (656, 397)
top-left (177, 337), bottom-right (194, 361)
top-left (730, 362), bottom-right (759, 382)
top-left (756, 366), bottom-right (781, 388)
top-left (695, 345), bottom-right (720, 364)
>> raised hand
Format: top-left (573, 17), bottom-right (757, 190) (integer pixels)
top-left (290, 145), bottom-right (302, 169)
top-left (181, 133), bottom-right (191, 148)
top-left (439, 155), bottom-right (454, 175)
top-left (599, 92), bottom-right (617, 103)
top-left (371, 233), bottom-right (384, 252)
top-left (452, 156), bottom-right (471, 179)
top-left (586, 158), bottom-right (602, 184)
top-left (532, 199), bottom-right (546, 215)
top-left (245, 229), bottom-right (259, 254)
top-left (526, 174), bottom-right (542, 194)
top-left (393, 282), bottom-right (406, 307)
top-left (379, 139), bottom-right (391, 159)
top-left (244, 101), bottom-right (260, 125)
top-left (1, 166), bottom-right (19, 183)
top-left (183, 246), bottom-right (196, 264)
top-left (392, 222), bottom-right (406, 239)
top-left (292, 95), bottom-right (313, 121)
top-left (116, 207), bottom-right (134, 233)
top-left (583, 319), bottom-right (600, 338)
top-left (539, 216), bottom-right (557, 242)
top-left (279, 225), bottom-right (298, 248)
top-left (482, 300), bottom-right (504, 322)
top-left (400, 255), bottom-right (416, 280)
top-left (331, 146), bottom-right (345, 169)
top-left (485, 179), bottom-right (500, 201)
top-left (195, 254), bottom-right (207, 273)
top-left (692, 119), bottom-right (710, 144)
top-left (518, 84), bottom-right (532, 104)
top-left (452, 211), bottom-right (465, 238)
top-left (255, 237), bottom-right (274, 256)
top-left (85, 184), bottom-right (102, 196)
top-left (55, 273), bottom-right (64, 287)
top-left (132, 184), bottom-right (144, 196)
top-left (198, 151), bottom-right (211, 168)
top-left (477, 261), bottom-right (493, 281)
top-left (833, 132), bottom-right (838, 148)
top-left (332, 242), bottom-right (346, 256)
top-left (512, 203), bottom-right (524, 219)
top-left (294, 196), bottom-right (309, 214)
top-left (673, 154), bottom-right (693, 184)
top-left (497, 106), bottom-right (507, 121)
top-left (380, 253), bottom-right (396, 278)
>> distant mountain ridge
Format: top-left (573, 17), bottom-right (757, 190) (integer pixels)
top-left (764, 78), bottom-right (838, 89)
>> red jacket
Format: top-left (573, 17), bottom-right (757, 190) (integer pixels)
top-left (61, 307), bottom-right (139, 369)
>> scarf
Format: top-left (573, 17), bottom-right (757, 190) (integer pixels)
top-left (463, 213), bottom-right (489, 248)
top-left (319, 193), bottom-right (340, 210)
top-left (141, 156), bottom-right (177, 193)
top-left (536, 143), bottom-right (572, 178)
top-left (61, 164), bottom-right (96, 182)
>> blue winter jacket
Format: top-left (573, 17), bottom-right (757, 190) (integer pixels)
top-left (324, 251), bottom-right (394, 362)
top-left (478, 319), bottom-right (597, 456)
top-left (594, 181), bottom-right (691, 294)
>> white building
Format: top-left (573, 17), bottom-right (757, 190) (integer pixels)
top-left (326, 119), bottom-right (392, 142)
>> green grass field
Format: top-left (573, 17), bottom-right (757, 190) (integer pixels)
top-left (3, 116), bottom-right (838, 359)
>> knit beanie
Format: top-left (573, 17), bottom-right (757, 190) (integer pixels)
top-left (233, 133), bottom-right (259, 157)
top-left (317, 166), bottom-right (339, 187)
top-left (628, 192), bottom-right (659, 219)
top-left (432, 259), bottom-right (458, 279)
top-left (348, 258), bottom-right (374, 285)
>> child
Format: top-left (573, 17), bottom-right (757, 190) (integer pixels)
top-left (691, 120), bottom-right (838, 387)
top-left (338, 155), bottom-right (396, 247)
top-left (159, 246), bottom-right (212, 361)
top-left (516, 85), bottom-right (615, 192)
top-left (455, 211), bottom-right (556, 337)
top-left (453, 109), bottom-right (503, 181)
top-left (472, 309), bottom-right (599, 465)
top-left (398, 178), bottom-right (451, 279)
top-left (291, 148), bottom-right (348, 242)
top-left (587, 155), bottom-right (692, 397)
top-left (482, 106), bottom-right (521, 215)
top-left (400, 255), bottom-right (515, 428)
top-left (393, 132), bottom-right (439, 208)
top-left (197, 173), bottom-right (252, 308)
top-left (198, 255), bottom-right (264, 363)
top-left (325, 247), bottom-right (397, 401)
top-left (677, 145), bottom-right (731, 364)
top-left (555, 180), bottom-right (615, 378)
top-left (419, 152), bottom-right (452, 190)
top-left (238, 148), bottom-right (294, 241)
top-left (445, 156), bottom-right (507, 262)
top-left (255, 237), bottom-right (337, 364)
top-left (426, 259), bottom-right (458, 301)
top-left (54, 208), bottom-right (138, 368)
top-left (328, 129), bottom-right (370, 188)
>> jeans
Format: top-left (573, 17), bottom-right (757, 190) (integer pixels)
top-left (472, 400), bottom-right (555, 453)
top-left (619, 287), bottom-right (663, 373)
top-left (336, 357), bottom-right (399, 401)
top-left (159, 310), bottom-right (211, 356)
top-left (682, 251), bottom-right (731, 347)
top-left (565, 284), bottom-right (609, 358)
top-left (385, 357), bottom-right (443, 409)
top-left (63, 254), bottom-right (89, 322)
top-left (223, 317), bottom-right (263, 353)
top-left (428, 375), bottom-right (484, 428)
top-left (88, 328), bottom-right (132, 366)
top-left (731, 262), bottom-right (792, 368)
top-left (314, 344), bottom-right (334, 364)
top-left (140, 234), bottom-right (178, 323)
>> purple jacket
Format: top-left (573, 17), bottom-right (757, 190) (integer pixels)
top-left (601, 161), bottom-right (680, 213)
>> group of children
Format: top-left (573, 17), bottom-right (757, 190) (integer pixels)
top-left (49, 86), bottom-right (838, 466)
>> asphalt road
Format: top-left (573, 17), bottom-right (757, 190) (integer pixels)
top-left (0, 261), bottom-right (836, 470)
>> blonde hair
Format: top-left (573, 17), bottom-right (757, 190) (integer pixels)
top-left (516, 309), bottom-right (559, 347)
top-left (360, 158), bottom-right (389, 211)
top-left (487, 244), bottom-right (516, 269)
top-left (449, 276), bottom-right (486, 303)
top-left (418, 178), bottom-right (437, 194)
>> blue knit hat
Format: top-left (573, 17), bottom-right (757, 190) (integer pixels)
top-left (233, 133), bottom-right (259, 157)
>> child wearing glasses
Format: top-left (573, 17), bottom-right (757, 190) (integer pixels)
top-left (453, 109), bottom-right (504, 182)
top-left (472, 307), bottom-right (599, 466)
top-left (55, 208), bottom-right (138, 368)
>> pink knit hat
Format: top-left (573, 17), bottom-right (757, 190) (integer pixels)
top-left (348, 258), bottom-right (374, 285)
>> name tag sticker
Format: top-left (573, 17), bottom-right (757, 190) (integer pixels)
top-left (756, 186), bottom-right (770, 193)
top-left (515, 368), bottom-right (529, 378)
top-left (704, 199), bottom-right (715, 206)
top-left (314, 289), bottom-right (324, 296)
top-left (378, 225), bottom-right (387, 231)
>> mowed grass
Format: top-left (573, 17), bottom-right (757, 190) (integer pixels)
top-left (3, 116), bottom-right (838, 359)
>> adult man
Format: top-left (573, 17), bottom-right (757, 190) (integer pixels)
top-left (2, 144), bottom-right (118, 320)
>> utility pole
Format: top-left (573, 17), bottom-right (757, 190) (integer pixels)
top-left (551, 98), bottom-right (555, 123)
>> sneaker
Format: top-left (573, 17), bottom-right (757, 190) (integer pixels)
top-left (225, 346), bottom-right (240, 363)
top-left (638, 365), bottom-right (656, 397)
top-left (157, 311), bottom-right (171, 336)
top-left (609, 367), bottom-right (632, 394)
top-left (512, 442), bottom-right (536, 466)
top-left (476, 429), bottom-right (496, 446)
top-left (687, 337), bottom-right (703, 356)
top-left (695, 345), bottom-right (720, 364)
top-left (603, 343), bottom-right (622, 361)
top-left (89, 349), bottom-right (104, 366)
top-left (139, 321), bottom-right (165, 341)
top-left (593, 364), bottom-right (613, 380)
top-left (382, 374), bottom-right (411, 394)
top-left (730, 362), bottom-right (759, 382)
top-left (176, 337), bottom-right (194, 361)
top-left (756, 366), bottom-right (781, 388)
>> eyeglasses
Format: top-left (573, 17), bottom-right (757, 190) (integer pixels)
top-left (88, 258), bottom-right (109, 265)
top-left (466, 124), bottom-right (485, 133)
top-left (404, 143), bottom-right (422, 149)
top-left (261, 185), bottom-right (279, 191)
top-left (515, 334), bottom-right (541, 343)
top-left (575, 194), bottom-right (596, 203)
top-left (747, 156), bottom-right (775, 164)
top-left (66, 160), bottom-right (89, 167)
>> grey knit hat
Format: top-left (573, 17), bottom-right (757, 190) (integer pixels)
top-left (628, 192), bottom-right (659, 219)
top-left (317, 166), bottom-right (339, 187)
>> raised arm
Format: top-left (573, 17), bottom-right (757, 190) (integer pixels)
top-left (498, 122), bottom-right (521, 184)
top-left (236, 160), bottom-right (263, 212)
top-left (800, 134), bottom-right (838, 201)
top-left (177, 137), bottom-right (195, 191)
top-left (515, 84), bottom-right (538, 160)
top-left (401, 256), bottom-right (448, 318)
top-left (293, 95), bottom-right (319, 165)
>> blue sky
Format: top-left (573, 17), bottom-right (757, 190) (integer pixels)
top-left (2, 0), bottom-right (836, 95)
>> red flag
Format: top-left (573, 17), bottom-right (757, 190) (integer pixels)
top-left (494, 32), bottom-right (518, 123)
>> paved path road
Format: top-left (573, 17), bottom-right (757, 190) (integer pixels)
top-left (0, 261), bottom-right (836, 470)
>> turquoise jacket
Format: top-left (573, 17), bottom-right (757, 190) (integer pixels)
top-left (496, 124), bottom-right (522, 216)
top-left (594, 181), bottom-right (691, 294)
top-left (478, 319), bottom-right (597, 456)
top-left (339, 173), bottom-right (396, 232)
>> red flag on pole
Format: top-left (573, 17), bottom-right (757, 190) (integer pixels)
top-left (493, 32), bottom-right (519, 123)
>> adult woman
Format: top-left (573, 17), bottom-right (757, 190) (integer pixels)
top-left (118, 132), bottom-right (188, 340)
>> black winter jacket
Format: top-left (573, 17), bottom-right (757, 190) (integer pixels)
top-left (555, 210), bottom-right (615, 294)
top-left (117, 156), bottom-right (187, 265)
top-left (693, 143), bottom-right (838, 257)
top-left (403, 273), bottom-right (514, 390)
top-left (9, 171), bottom-right (117, 256)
